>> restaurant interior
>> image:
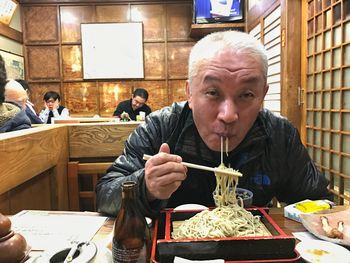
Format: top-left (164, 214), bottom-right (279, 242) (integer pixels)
top-left (0, 0), bottom-right (349, 262)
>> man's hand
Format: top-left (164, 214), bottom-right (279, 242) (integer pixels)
top-left (144, 143), bottom-right (187, 201)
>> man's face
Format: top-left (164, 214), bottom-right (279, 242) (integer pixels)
top-left (186, 49), bottom-right (268, 152)
top-left (132, 95), bottom-right (146, 110)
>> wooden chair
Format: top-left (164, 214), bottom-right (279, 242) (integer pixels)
top-left (68, 161), bottom-right (112, 211)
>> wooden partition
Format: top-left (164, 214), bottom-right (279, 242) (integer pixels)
top-left (67, 122), bottom-right (141, 211)
top-left (0, 121), bottom-right (140, 213)
top-left (68, 122), bottom-right (140, 160)
top-left (0, 126), bottom-right (69, 214)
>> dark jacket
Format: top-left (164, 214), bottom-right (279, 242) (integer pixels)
top-left (96, 102), bottom-right (332, 217)
top-left (25, 106), bottom-right (43, 124)
top-left (0, 102), bottom-right (31, 133)
top-left (113, 99), bottom-right (151, 120)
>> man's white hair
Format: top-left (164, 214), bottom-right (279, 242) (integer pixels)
top-left (188, 30), bottom-right (268, 84)
top-left (4, 79), bottom-right (28, 106)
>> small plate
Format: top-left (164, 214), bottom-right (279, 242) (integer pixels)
top-left (296, 240), bottom-right (350, 263)
top-left (299, 206), bottom-right (350, 247)
top-left (31, 242), bottom-right (97, 263)
top-left (173, 204), bottom-right (208, 211)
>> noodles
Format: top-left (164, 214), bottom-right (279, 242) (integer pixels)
top-left (213, 163), bottom-right (240, 207)
top-left (172, 206), bottom-right (265, 239)
top-left (172, 137), bottom-right (262, 240)
top-left (213, 137), bottom-right (241, 207)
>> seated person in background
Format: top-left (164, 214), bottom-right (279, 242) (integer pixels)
top-left (96, 31), bottom-right (332, 218)
top-left (4, 80), bottom-right (28, 109)
top-left (0, 56), bottom-right (31, 132)
top-left (15, 79), bottom-right (43, 124)
top-left (39, 91), bottom-right (69, 124)
top-left (113, 88), bottom-right (151, 121)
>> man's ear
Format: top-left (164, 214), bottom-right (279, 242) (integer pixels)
top-left (185, 80), bottom-right (193, 109)
top-left (263, 84), bottom-right (269, 97)
top-left (259, 84), bottom-right (269, 110)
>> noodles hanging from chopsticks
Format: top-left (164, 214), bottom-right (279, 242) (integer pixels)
top-left (213, 137), bottom-right (240, 207)
top-left (172, 137), bottom-right (263, 240)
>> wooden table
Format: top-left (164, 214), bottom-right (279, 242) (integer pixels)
top-left (93, 207), bottom-right (306, 262)
top-left (268, 207), bottom-right (306, 235)
top-left (25, 208), bottom-right (305, 262)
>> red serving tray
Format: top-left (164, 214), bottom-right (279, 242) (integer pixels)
top-left (151, 207), bottom-right (301, 263)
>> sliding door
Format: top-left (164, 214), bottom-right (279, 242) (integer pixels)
top-left (302, 0), bottom-right (350, 204)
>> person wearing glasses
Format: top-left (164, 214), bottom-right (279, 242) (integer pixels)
top-left (113, 88), bottom-right (152, 121)
top-left (39, 91), bottom-right (69, 124)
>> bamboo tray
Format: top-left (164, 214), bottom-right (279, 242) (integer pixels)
top-left (151, 207), bottom-right (300, 263)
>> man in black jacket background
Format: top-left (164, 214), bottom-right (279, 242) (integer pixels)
top-left (113, 88), bottom-right (151, 121)
top-left (96, 31), bottom-right (332, 218)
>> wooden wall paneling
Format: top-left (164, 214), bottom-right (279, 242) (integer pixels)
top-left (62, 45), bottom-right (82, 80)
top-left (26, 46), bottom-right (61, 80)
top-left (22, 5), bottom-right (59, 43)
top-left (169, 79), bottom-right (187, 103)
top-left (133, 80), bottom-right (168, 110)
top-left (60, 5), bottom-right (95, 43)
top-left (95, 4), bottom-right (129, 22)
top-left (166, 2), bottom-right (193, 41)
top-left (98, 81), bottom-right (133, 117)
top-left (144, 42), bottom-right (166, 80)
top-left (22, 1), bottom-right (194, 116)
top-left (167, 42), bottom-right (194, 79)
top-left (131, 4), bottom-right (165, 41)
top-left (63, 82), bottom-right (98, 116)
top-left (29, 82), bottom-right (62, 113)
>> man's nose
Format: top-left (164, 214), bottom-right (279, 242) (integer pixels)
top-left (218, 100), bottom-right (239, 123)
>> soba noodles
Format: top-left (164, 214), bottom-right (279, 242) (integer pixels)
top-left (172, 206), bottom-right (265, 239)
top-left (172, 138), bottom-right (264, 239)
top-left (213, 163), bottom-right (240, 207)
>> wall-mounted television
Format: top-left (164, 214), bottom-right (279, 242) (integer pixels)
top-left (193, 0), bottom-right (244, 24)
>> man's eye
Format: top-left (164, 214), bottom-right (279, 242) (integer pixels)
top-left (205, 90), bottom-right (219, 97)
top-left (240, 92), bottom-right (255, 99)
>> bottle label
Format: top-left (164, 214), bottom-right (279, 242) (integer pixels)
top-left (112, 242), bottom-right (147, 263)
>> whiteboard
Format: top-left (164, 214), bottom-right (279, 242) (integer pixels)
top-left (81, 23), bottom-right (144, 79)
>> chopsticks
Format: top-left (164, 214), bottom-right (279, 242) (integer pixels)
top-left (143, 154), bottom-right (242, 177)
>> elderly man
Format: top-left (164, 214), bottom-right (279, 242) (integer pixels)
top-left (96, 31), bottom-right (332, 218)
top-left (0, 64), bottom-right (31, 132)
top-left (4, 79), bottom-right (41, 124)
